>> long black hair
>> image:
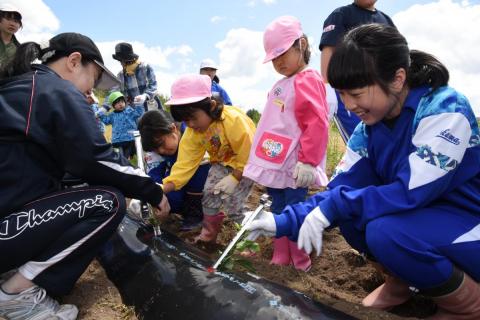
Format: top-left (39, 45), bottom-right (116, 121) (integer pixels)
top-left (328, 24), bottom-right (449, 94)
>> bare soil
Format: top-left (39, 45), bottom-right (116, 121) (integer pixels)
top-left (62, 260), bottom-right (136, 320)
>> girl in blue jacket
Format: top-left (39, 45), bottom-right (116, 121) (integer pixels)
top-left (246, 24), bottom-right (480, 319)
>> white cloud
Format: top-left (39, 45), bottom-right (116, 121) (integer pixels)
top-left (246, 0), bottom-right (276, 7)
top-left (210, 16), bottom-right (226, 24)
top-left (393, 0), bottom-right (480, 115)
top-left (214, 28), bottom-right (280, 111)
top-left (96, 41), bottom-right (194, 97)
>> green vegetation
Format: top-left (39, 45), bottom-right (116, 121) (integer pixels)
top-left (326, 121), bottom-right (346, 177)
top-left (220, 239), bottom-right (260, 273)
top-left (246, 109), bottom-right (261, 125)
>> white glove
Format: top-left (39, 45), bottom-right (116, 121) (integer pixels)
top-left (97, 106), bottom-right (107, 116)
top-left (244, 210), bottom-right (276, 241)
top-left (134, 93), bottom-right (148, 105)
top-left (213, 175), bottom-right (239, 199)
top-left (128, 199), bottom-right (141, 216)
top-left (293, 162), bottom-right (316, 188)
top-left (297, 206), bottom-right (330, 256)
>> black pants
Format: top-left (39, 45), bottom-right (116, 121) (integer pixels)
top-left (112, 141), bottom-right (136, 159)
top-left (0, 186), bottom-right (126, 296)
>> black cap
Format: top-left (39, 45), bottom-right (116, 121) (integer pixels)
top-left (40, 32), bottom-right (120, 90)
top-left (112, 42), bottom-right (139, 61)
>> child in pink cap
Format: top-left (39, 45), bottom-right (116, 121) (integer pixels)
top-left (162, 74), bottom-right (256, 244)
top-left (243, 16), bottom-right (329, 271)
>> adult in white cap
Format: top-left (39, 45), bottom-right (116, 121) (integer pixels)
top-left (0, 3), bottom-right (22, 68)
top-left (0, 32), bottom-right (169, 319)
top-left (199, 58), bottom-right (233, 105)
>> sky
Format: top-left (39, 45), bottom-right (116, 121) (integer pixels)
top-left (7, 0), bottom-right (480, 114)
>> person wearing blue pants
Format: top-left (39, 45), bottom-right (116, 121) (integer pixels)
top-left (319, 0), bottom-right (396, 140)
top-left (135, 110), bottom-right (210, 230)
top-left (246, 24), bottom-right (480, 319)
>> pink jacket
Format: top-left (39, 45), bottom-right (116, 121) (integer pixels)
top-left (244, 68), bottom-right (329, 189)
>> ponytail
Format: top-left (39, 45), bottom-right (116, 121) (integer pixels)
top-left (293, 34), bottom-right (311, 64)
top-left (0, 42), bottom-right (41, 78)
top-left (407, 50), bottom-right (449, 91)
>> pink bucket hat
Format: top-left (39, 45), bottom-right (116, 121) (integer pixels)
top-left (263, 16), bottom-right (303, 63)
top-left (166, 74), bottom-right (212, 105)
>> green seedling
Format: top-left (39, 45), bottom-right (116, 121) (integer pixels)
top-left (218, 239), bottom-right (260, 273)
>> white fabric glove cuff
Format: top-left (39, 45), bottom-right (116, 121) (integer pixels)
top-left (310, 206), bottom-right (330, 228)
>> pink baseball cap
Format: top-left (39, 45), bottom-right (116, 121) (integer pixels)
top-left (166, 74), bottom-right (212, 105)
top-left (263, 16), bottom-right (303, 63)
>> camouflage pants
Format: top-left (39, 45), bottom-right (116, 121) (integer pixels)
top-left (201, 163), bottom-right (253, 222)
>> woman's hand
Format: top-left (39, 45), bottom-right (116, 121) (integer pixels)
top-left (154, 194), bottom-right (171, 219)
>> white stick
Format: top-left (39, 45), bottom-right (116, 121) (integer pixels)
top-left (212, 203), bottom-right (264, 270)
top-left (133, 131), bottom-right (146, 172)
top-left (132, 131), bottom-right (161, 236)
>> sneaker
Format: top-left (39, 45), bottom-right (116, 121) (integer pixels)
top-left (0, 286), bottom-right (78, 320)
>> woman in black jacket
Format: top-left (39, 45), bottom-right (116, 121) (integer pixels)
top-left (0, 32), bottom-right (169, 320)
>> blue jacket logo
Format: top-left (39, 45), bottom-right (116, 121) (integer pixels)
top-left (436, 129), bottom-right (460, 145)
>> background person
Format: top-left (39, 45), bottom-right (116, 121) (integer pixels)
top-left (100, 91), bottom-right (144, 159)
top-left (199, 58), bottom-right (233, 106)
top-left (247, 24), bottom-right (480, 319)
top-left (86, 90), bottom-right (105, 134)
top-left (110, 42), bottom-right (163, 111)
top-left (0, 32), bottom-right (168, 320)
top-left (320, 0), bottom-right (395, 139)
top-left (0, 3), bottom-right (22, 68)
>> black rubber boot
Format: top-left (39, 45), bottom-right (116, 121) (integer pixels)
top-left (180, 193), bottom-right (204, 231)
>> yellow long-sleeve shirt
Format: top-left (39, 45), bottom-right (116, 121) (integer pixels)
top-left (163, 105), bottom-right (256, 190)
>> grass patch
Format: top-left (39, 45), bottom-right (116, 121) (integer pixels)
top-left (326, 121), bottom-right (346, 177)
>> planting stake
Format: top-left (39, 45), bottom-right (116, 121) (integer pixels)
top-left (133, 131), bottom-right (161, 236)
top-left (211, 194), bottom-right (270, 271)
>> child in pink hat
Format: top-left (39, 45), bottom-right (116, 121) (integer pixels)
top-left (162, 74), bottom-right (256, 244)
top-left (243, 16), bottom-right (329, 271)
